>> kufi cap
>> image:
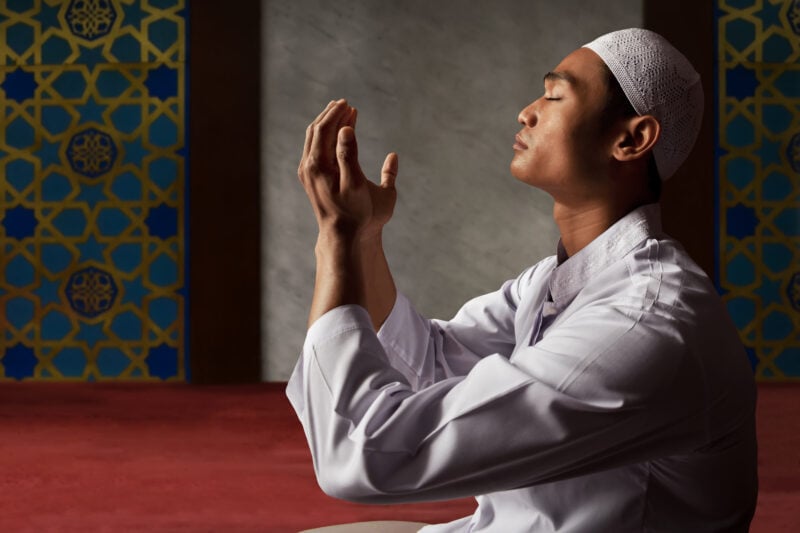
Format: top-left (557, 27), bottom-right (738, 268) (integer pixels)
top-left (583, 28), bottom-right (703, 180)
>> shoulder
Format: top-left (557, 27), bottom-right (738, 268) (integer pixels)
top-left (623, 236), bottom-right (724, 323)
top-left (552, 237), bottom-right (730, 396)
top-left (571, 235), bottom-right (717, 318)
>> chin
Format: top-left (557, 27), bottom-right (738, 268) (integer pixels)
top-left (509, 159), bottom-right (526, 181)
top-left (510, 160), bottom-right (539, 186)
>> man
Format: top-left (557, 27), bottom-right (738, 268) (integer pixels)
top-left (288, 28), bottom-right (758, 532)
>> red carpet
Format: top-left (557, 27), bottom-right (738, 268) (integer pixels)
top-left (0, 383), bottom-right (796, 532)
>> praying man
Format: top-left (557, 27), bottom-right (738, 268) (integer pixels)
top-left (288, 28), bottom-right (758, 533)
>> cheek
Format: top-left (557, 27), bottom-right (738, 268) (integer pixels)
top-left (510, 143), bottom-right (565, 182)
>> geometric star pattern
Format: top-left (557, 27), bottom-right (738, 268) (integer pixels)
top-left (717, 0), bottom-right (800, 381)
top-left (0, 0), bottom-right (187, 382)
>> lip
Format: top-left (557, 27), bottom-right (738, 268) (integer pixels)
top-left (513, 133), bottom-right (528, 150)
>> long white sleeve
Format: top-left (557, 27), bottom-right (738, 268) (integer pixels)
top-left (286, 300), bottom-right (713, 504)
top-left (374, 268), bottom-right (533, 390)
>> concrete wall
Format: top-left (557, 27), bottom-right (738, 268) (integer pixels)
top-left (260, 0), bottom-right (643, 381)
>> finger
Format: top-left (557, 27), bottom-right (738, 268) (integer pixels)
top-left (337, 126), bottom-right (364, 190)
top-left (335, 105), bottom-right (354, 136)
top-left (303, 100), bottom-right (337, 161)
top-left (309, 100), bottom-right (349, 167)
top-left (380, 152), bottom-right (399, 189)
top-left (347, 107), bottom-right (357, 129)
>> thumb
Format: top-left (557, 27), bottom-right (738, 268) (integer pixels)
top-left (380, 152), bottom-right (399, 189)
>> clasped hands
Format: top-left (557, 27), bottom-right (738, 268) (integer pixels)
top-left (298, 99), bottom-right (399, 243)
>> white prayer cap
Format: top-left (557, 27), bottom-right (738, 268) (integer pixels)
top-left (583, 28), bottom-right (703, 180)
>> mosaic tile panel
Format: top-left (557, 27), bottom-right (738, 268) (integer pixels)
top-left (717, 0), bottom-right (800, 380)
top-left (0, 0), bottom-right (188, 381)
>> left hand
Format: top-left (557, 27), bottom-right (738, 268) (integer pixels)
top-left (297, 100), bottom-right (399, 241)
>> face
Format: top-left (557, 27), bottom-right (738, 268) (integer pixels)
top-left (510, 48), bottom-right (616, 199)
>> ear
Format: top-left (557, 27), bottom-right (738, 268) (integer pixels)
top-left (611, 115), bottom-right (661, 163)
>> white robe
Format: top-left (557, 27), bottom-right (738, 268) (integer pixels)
top-left (288, 204), bottom-right (757, 532)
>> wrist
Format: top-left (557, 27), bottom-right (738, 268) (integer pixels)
top-left (359, 227), bottom-right (384, 250)
top-left (316, 226), bottom-right (361, 250)
top-left (316, 225), bottom-right (384, 252)
top-left (314, 232), bottom-right (365, 273)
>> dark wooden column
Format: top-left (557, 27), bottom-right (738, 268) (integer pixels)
top-left (188, 1), bottom-right (262, 383)
top-left (644, 1), bottom-right (716, 280)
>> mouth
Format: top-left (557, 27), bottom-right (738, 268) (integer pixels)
top-left (513, 133), bottom-right (528, 150)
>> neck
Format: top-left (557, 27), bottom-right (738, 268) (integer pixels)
top-left (545, 164), bottom-right (658, 258)
top-left (552, 201), bottom-right (613, 258)
top-left (552, 196), bottom-right (651, 258)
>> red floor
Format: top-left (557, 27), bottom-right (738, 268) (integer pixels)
top-left (0, 382), bottom-right (796, 532)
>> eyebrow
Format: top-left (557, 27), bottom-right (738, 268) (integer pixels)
top-left (543, 70), bottom-right (576, 85)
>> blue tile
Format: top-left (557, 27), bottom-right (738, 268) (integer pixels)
top-left (41, 310), bottom-right (73, 341)
top-left (725, 157), bottom-right (755, 190)
top-left (41, 173), bottom-right (74, 202)
top-left (110, 243), bottom-right (142, 273)
top-left (762, 171), bottom-right (793, 201)
top-left (726, 204), bottom-right (759, 238)
top-left (2, 206), bottom-right (38, 240)
top-left (97, 348), bottom-right (130, 377)
top-left (53, 348), bottom-right (86, 378)
top-left (726, 65), bottom-right (758, 101)
top-left (726, 253), bottom-right (756, 286)
top-left (762, 310), bottom-right (793, 340)
top-left (2, 344), bottom-right (37, 380)
top-left (6, 159), bottom-right (35, 194)
top-left (145, 203), bottom-right (177, 239)
top-left (41, 243), bottom-right (75, 274)
top-left (773, 208), bottom-right (799, 236)
top-left (762, 33), bottom-right (794, 62)
top-left (5, 116), bottom-right (35, 150)
top-left (41, 35), bottom-right (72, 65)
top-left (762, 104), bottom-right (792, 135)
top-left (726, 18), bottom-right (756, 54)
top-left (41, 106), bottom-right (74, 136)
top-left (1, 68), bottom-right (37, 103)
top-left (6, 22), bottom-right (35, 59)
top-left (6, 296), bottom-right (34, 330)
top-left (726, 297), bottom-right (756, 329)
top-left (149, 253), bottom-right (178, 286)
top-left (111, 311), bottom-right (142, 341)
top-left (146, 344), bottom-right (178, 380)
top-left (762, 242), bottom-right (794, 273)
top-left (149, 297), bottom-right (178, 330)
top-left (774, 348), bottom-right (800, 376)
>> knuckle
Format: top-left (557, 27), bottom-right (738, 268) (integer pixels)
top-left (305, 156), bottom-right (322, 175)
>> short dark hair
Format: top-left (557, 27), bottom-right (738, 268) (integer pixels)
top-left (599, 64), bottom-right (662, 201)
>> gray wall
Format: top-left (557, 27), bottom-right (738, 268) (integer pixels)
top-left (261, 0), bottom-right (643, 381)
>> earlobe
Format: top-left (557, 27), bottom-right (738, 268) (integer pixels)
top-left (612, 115), bottom-right (661, 162)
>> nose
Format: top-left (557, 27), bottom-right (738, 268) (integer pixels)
top-left (517, 101), bottom-right (537, 127)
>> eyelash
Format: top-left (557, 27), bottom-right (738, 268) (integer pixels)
top-left (545, 97), bottom-right (561, 101)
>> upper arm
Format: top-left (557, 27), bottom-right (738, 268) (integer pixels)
top-left (376, 266), bottom-right (537, 388)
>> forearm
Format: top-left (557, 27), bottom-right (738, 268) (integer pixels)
top-left (308, 232), bottom-right (367, 328)
top-left (307, 231), bottom-right (397, 331)
top-left (360, 233), bottom-right (397, 331)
